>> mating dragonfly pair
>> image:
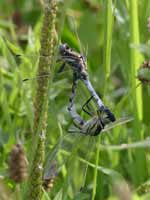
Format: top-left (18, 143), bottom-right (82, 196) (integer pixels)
top-left (43, 43), bottom-right (132, 191)
top-left (58, 43), bottom-right (116, 136)
top-left (23, 42), bottom-right (130, 135)
top-left (23, 42), bottom-right (132, 190)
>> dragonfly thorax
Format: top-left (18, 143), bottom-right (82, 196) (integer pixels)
top-left (59, 43), bottom-right (88, 79)
top-left (80, 116), bottom-right (104, 136)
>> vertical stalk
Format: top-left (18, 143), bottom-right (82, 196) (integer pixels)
top-left (129, 0), bottom-right (143, 122)
top-left (15, 185), bottom-right (21, 200)
top-left (129, 0), bottom-right (146, 186)
top-left (26, 0), bottom-right (58, 199)
top-left (92, 136), bottom-right (100, 200)
top-left (33, 1), bottom-right (58, 134)
top-left (103, 0), bottom-right (114, 91)
top-left (92, 1), bottom-right (114, 199)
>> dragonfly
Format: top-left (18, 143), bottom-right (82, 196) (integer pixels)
top-left (57, 43), bottom-right (116, 125)
top-left (22, 43), bottom-right (115, 126)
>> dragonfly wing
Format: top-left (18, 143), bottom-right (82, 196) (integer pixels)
top-left (102, 116), bottom-right (133, 133)
top-left (68, 124), bottom-right (82, 133)
top-left (44, 132), bottom-right (83, 178)
top-left (44, 160), bottom-right (58, 180)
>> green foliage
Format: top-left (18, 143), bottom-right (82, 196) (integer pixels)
top-left (0, 0), bottom-right (150, 199)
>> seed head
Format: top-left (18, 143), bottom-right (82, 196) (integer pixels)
top-left (8, 143), bottom-right (28, 183)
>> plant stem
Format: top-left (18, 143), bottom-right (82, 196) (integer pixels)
top-left (103, 0), bottom-right (114, 92)
top-left (92, 1), bottom-right (114, 199)
top-left (26, 1), bottom-right (58, 199)
top-left (92, 136), bottom-right (101, 200)
top-left (15, 185), bottom-right (21, 200)
top-left (129, 0), bottom-right (143, 122)
top-left (128, 0), bottom-right (145, 186)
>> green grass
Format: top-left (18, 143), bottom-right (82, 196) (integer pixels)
top-left (0, 0), bottom-right (150, 199)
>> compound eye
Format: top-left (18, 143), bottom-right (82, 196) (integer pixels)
top-left (59, 43), bottom-right (69, 54)
top-left (59, 44), bottom-right (65, 52)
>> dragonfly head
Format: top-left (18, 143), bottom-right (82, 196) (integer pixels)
top-left (59, 43), bottom-right (70, 55)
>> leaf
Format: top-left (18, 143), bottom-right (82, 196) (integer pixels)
top-left (53, 189), bottom-right (63, 200)
top-left (74, 192), bottom-right (91, 200)
top-left (6, 40), bottom-right (23, 56)
top-left (0, 37), bottom-right (16, 68)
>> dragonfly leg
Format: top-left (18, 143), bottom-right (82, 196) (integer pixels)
top-left (86, 118), bottom-right (99, 136)
top-left (57, 62), bottom-right (66, 73)
top-left (68, 73), bottom-right (85, 126)
top-left (82, 96), bottom-right (94, 116)
top-left (97, 110), bottom-right (105, 129)
top-left (82, 77), bottom-right (115, 122)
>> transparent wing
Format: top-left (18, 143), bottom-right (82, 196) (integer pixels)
top-left (43, 129), bottom-right (96, 192)
top-left (68, 126), bottom-right (81, 133)
top-left (68, 116), bottom-right (133, 135)
top-left (44, 132), bottom-right (86, 179)
top-left (44, 116), bottom-right (133, 189)
top-left (43, 160), bottom-right (58, 180)
top-left (102, 116), bottom-right (133, 133)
